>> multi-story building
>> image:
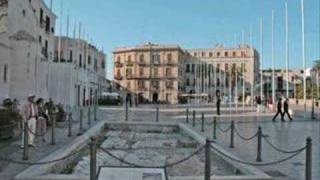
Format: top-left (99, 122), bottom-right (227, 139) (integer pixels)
top-left (0, 0), bottom-right (56, 101)
top-left (49, 36), bottom-right (106, 107)
top-left (185, 44), bottom-right (260, 102)
top-left (113, 43), bottom-right (260, 104)
top-left (113, 42), bottom-right (187, 104)
top-left (262, 69), bottom-right (304, 98)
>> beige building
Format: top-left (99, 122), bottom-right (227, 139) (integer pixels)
top-left (113, 43), bottom-right (187, 104)
top-left (0, 0), bottom-right (56, 101)
top-left (113, 43), bottom-right (260, 104)
top-left (49, 36), bottom-right (106, 107)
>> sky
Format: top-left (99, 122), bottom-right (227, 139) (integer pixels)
top-left (45, 0), bottom-right (320, 79)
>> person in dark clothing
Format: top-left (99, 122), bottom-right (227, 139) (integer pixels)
top-left (272, 98), bottom-right (284, 122)
top-left (216, 90), bottom-right (221, 115)
top-left (126, 93), bottom-right (132, 107)
top-left (283, 98), bottom-right (292, 121)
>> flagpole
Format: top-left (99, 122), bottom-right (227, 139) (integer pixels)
top-left (301, 0), bottom-right (306, 119)
top-left (285, 2), bottom-right (289, 99)
top-left (260, 17), bottom-right (264, 99)
top-left (272, 10), bottom-right (275, 108)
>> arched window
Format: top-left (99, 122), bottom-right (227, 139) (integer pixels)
top-left (225, 52), bottom-right (228, 57)
top-left (209, 52), bottom-right (213, 57)
top-left (167, 53), bottom-right (172, 62)
top-left (217, 52), bottom-right (220, 57)
top-left (139, 54), bottom-right (144, 62)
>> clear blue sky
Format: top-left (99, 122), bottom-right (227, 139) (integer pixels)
top-left (45, 0), bottom-right (319, 79)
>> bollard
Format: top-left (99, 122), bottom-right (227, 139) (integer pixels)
top-left (201, 113), bottom-right (205, 132)
top-left (51, 113), bottom-right (56, 145)
top-left (192, 110), bottom-right (196, 127)
top-left (94, 105), bottom-right (97, 121)
top-left (204, 139), bottom-right (211, 180)
top-left (90, 137), bottom-right (97, 180)
top-left (305, 137), bottom-right (312, 180)
top-left (68, 112), bottom-right (72, 137)
top-left (156, 107), bottom-right (159, 122)
top-left (22, 121), bottom-right (29, 160)
top-left (88, 107), bottom-right (91, 126)
top-left (229, 121), bottom-right (234, 148)
top-left (256, 126), bottom-right (262, 162)
top-left (186, 108), bottom-right (189, 124)
top-left (213, 117), bottom-right (217, 140)
top-left (125, 101), bottom-right (128, 121)
top-left (77, 108), bottom-right (84, 136)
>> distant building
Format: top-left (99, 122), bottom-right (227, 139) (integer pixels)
top-left (262, 69), bottom-right (304, 98)
top-left (49, 36), bottom-right (106, 107)
top-left (0, 0), bottom-right (56, 101)
top-left (113, 43), bottom-right (260, 104)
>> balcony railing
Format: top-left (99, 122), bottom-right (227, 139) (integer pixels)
top-left (114, 62), bottom-right (123, 68)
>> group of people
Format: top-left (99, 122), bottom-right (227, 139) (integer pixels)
top-left (272, 98), bottom-right (293, 122)
top-left (19, 94), bottom-right (55, 148)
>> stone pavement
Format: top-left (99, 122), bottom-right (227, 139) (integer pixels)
top-left (0, 107), bottom-right (99, 180)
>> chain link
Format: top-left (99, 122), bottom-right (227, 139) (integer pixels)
top-left (98, 145), bottom-right (205, 168)
top-left (217, 125), bottom-right (232, 133)
top-left (234, 127), bottom-right (258, 141)
top-left (210, 144), bottom-right (305, 166)
top-left (263, 136), bottom-right (307, 154)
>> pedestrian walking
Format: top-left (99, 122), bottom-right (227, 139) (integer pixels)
top-left (216, 90), bottom-right (221, 115)
top-left (126, 93), bottom-right (132, 107)
top-left (256, 96), bottom-right (262, 113)
top-left (36, 98), bottom-right (47, 142)
top-left (20, 94), bottom-right (38, 148)
top-left (272, 98), bottom-right (284, 122)
top-left (283, 98), bottom-right (293, 121)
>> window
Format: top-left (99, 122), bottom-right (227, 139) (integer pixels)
top-left (139, 68), bottom-right (144, 76)
top-left (153, 68), bottom-right (158, 76)
top-left (201, 52), bottom-right (205, 57)
top-left (88, 56), bottom-right (91, 65)
top-left (209, 52), bottom-right (213, 57)
top-left (225, 52), bottom-right (228, 57)
top-left (167, 53), bottom-right (172, 62)
top-left (152, 54), bottom-right (160, 64)
top-left (138, 80), bottom-right (145, 89)
top-left (194, 52), bottom-right (197, 56)
top-left (152, 81), bottom-right (159, 88)
top-left (126, 68), bottom-right (132, 76)
top-left (217, 52), bottom-right (220, 57)
top-left (3, 64), bottom-right (7, 83)
top-left (166, 68), bottom-right (172, 76)
top-left (217, 64), bottom-right (220, 73)
top-left (241, 51), bottom-right (246, 57)
top-left (117, 56), bottom-right (121, 62)
top-left (139, 54), bottom-right (144, 62)
top-left (186, 64), bottom-right (190, 73)
top-left (101, 60), bottom-right (105, 69)
top-left (191, 64), bottom-right (195, 73)
top-left (40, 8), bottom-right (43, 25)
top-left (166, 81), bottom-right (174, 88)
top-left (186, 78), bottom-right (190, 86)
top-left (79, 54), bottom-right (82, 67)
top-left (45, 16), bottom-right (50, 32)
top-left (128, 55), bottom-right (131, 62)
top-left (39, 36), bottom-right (42, 43)
top-left (69, 50), bottom-right (73, 62)
top-left (233, 52), bottom-right (236, 57)
top-left (127, 82), bottom-right (131, 89)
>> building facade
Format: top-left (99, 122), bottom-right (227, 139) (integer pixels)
top-left (0, 0), bottom-right (56, 101)
top-left (49, 36), bottom-right (106, 107)
top-left (113, 43), bottom-right (260, 104)
top-left (113, 43), bottom-right (187, 104)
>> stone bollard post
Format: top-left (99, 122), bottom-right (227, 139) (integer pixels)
top-left (51, 113), bottom-right (56, 145)
top-left (94, 104), bottom-right (97, 121)
top-left (88, 107), bottom-right (91, 126)
top-left (192, 110), bottom-right (196, 127)
top-left (90, 137), bottom-right (97, 180)
top-left (204, 139), bottom-right (211, 180)
top-left (68, 112), bottom-right (72, 137)
top-left (229, 121), bottom-right (234, 148)
top-left (213, 117), bottom-right (217, 140)
top-left (125, 101), bottom-right (128, 121)
top-left (256, 126), bottom-right (262, 162)
top-left (22, 121), bottom-right (29, 160)
top-left (186, 108), bottom-right (189, 124)
top-left (156, 107), bottom-right (159, 122)
top-left (305, 137), bottom-right (312, 180)
top-left (201, 113), bottom-right (205, 132)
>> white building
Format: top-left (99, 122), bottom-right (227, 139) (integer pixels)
top-left (49, 36), bottom-right (106, 108)
top-left (0, 0), bottom-right (56, 102)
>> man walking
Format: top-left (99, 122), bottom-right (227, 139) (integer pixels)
top-left (216, 90), bottom-right (221, 115)
top-left (272, 98), bottom-right (284, 122)
top-left (283, 98), bottom-right (293, 121)
top-left (21, 94), bottom-right (38, 148)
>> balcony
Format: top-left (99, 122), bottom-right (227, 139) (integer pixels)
top-left (114, 74), bottom-right (123, 80)
top-left (126, 61), bottom-right (134, 66)
top-left (137, 61), bottom-right (149, 67)
top-left (114, 61), bottom-right (123, 68)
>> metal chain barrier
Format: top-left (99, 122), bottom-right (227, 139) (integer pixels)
top-left (0, 149), bottom-right (83, 165)
top-left (98, 145), bottom-right (205, 168)
top-left (209, 143), bottom-right (306, 166)
top-left (217, 124), bottom-right (232, 133)
top-left (263, 136), bottom-right (307, 154)
top-left (27, 125), bottom-right (49, 137)
top-left (234, 127), bottom-right (258, 141)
